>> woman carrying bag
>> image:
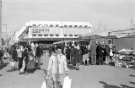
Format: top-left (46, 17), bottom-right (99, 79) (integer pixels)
top-left (47, 47), bottom-right (70, 88)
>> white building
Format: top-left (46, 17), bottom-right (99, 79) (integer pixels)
top-left (14, 21), bottom-right (93, 43)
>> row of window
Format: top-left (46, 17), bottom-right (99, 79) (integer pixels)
top-left (31, 24), bottom-right (90, 28)
top-left (32, 34), bottom-right (79, 37)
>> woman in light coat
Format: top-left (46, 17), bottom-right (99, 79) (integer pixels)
top-left (47, 47), bottom-right (69, 88)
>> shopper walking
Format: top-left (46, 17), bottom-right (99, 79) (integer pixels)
top-left (47, 47), bottom-right (68, 88)
top-left (96, 43), bottom-right (104, 65)
top-left (35, 44), bottom-right (43, 68)
top-left (17, 46), bottom-right (23, 70)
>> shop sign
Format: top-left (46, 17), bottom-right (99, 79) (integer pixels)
top-left (31, 26), bottom-right (50, 34)
top-left (28, 26), bottom-right (62, 38)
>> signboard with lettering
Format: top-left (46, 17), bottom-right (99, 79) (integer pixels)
top-left (30, 26), bottom-right (50, 34)
top-left (28, 26), bottom-right (62, 38)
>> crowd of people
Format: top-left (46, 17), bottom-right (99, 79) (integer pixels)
top-left (44, 40), bottom-right (114, 88)
top-left (0, 40), bottom-right (114, 71)
top-left (50, 40), bottom-right (114, 70)
top-left (0, 40), bottom-right (115, 88)
top-left (0, 42), bottom-right (43, 74)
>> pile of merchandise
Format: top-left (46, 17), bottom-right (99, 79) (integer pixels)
top-left (112, 49), bottom-right (135, 68)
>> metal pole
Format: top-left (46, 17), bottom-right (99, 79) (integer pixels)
top-left (3, 24), bottom-right (7, 32)
top-left (0, 0), bottom-right (2, 45)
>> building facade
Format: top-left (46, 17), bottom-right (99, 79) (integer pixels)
top-left (14, 21), bottom-right (93, 42)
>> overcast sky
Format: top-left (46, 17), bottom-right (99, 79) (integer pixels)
top-left (2, 0), bottom-right (135, 35)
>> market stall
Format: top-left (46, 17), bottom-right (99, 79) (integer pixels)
top-left (109, 27), bottom-right (135, 68)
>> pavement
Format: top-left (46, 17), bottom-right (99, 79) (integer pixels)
top-left (0, 53), bottom-right (135, 88)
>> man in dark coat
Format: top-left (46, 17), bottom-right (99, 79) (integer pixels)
top-left (0, 48), bottom-right (4, 64)
top-left (70, 46), bottom-right (76, 66)
top-left (102, 45), bottom-right (106, 64)
top-left (105, 45), bottom-right (110, 64)
top-left (65, 46), bottom-right (71, 64)
top-left (12, 46), bottom-right (18, 62)
top-left (36, 45), bottom-right (42, 58)
top-left (96, 43), bottom-right (104, 65)
top-left (35, 45), bottom-right (43, 68)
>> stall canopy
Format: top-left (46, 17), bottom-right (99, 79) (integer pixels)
top-left (109, 27), bottom-right (135, 50)
top-left (109, 27), bottom-right (135, 38)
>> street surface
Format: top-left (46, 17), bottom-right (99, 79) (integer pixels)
top-left (0, 53), bottom-right (135, 88)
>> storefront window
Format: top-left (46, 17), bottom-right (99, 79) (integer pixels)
top-left (50, 24), bottom-right (53, 27)
top-left (56, 34), bottom-right (59, 36)
top-left (38, 34), bottom-right (42, 36)
top-left (56, 24), bottom-right (59, 27)
top-left (84, 25), bottom-right (88, 28)
top-left (74, 34), bottom-right (78, 37)
top-left (69, 25), bottom-right (72, 28)
top-left (64, 25), bottom-right (67, 27)
top-left (69, 34), bottom-right (73, 36)
top-left (50, 34), bottom-right (54, 36)
top-left (32, 34), bottom-right (36, 36)
top-left (64, 34), bottom-right (67, 37)
top-left (79, 25), bottom-right (82, 28)
top-left (44, 34), bottom-right (48, 36)
top-left (74, 25), bottom-right (78, 27)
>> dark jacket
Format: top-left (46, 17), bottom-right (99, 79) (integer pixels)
top-left (96, 45), bottom-right (104, 57)
top-left (0, 49), bottom-right (4, 58)
top-left (36, 46), bottom-right (43, 57)
top-left (105, 45), bottom-right (110, 56)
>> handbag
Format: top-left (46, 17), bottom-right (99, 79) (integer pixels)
top-left (110, 49), bottom-right (113, 56)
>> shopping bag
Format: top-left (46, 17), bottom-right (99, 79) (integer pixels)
top-left (63, 76), bottom-right (72, 88)
top-left (110, 50), bottom-right (113, 56)
top-left (41, 81), bottom-right (47, 88)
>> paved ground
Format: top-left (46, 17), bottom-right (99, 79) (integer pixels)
top-left (0, 64), bottom-right (135, 88)
top-left (0, 53), bottom-right (135, 88)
